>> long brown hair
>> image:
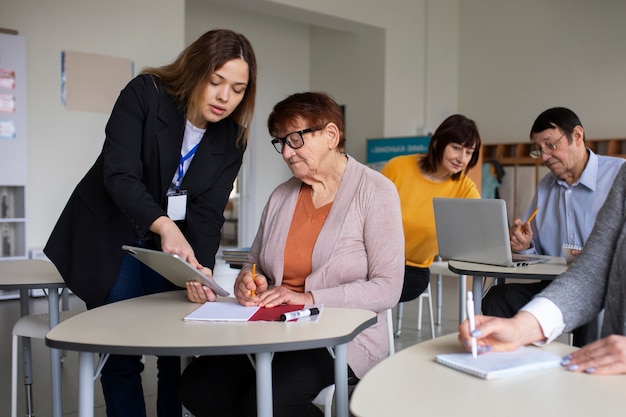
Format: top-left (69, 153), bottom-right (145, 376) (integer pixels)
top-left (141, 29), bottom-right (257, 146)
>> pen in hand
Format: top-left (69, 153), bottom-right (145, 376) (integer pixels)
top-left (250, 263), bottom-right (256, 297)
top-left (466, 291), bottom-right (477, 359)
top-left (521, 207), bottom-right (539, 233)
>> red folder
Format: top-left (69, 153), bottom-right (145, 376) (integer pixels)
top-left (248, 304), bottom-right (304, 321)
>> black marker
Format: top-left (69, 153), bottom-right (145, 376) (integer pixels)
top-left (279, 307), bottom-right (320, 322)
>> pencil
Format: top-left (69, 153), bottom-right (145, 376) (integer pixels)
top-left (251, 263), bottom-right (256, 297)
top-left (522, 207), bottom-right (539, 232)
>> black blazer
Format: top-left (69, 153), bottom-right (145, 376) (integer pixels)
top-left (44, 75), bottom-right (244, 307)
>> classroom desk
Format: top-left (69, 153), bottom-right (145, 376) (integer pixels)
top-left (0, 259), bottom-right (66, 417)
top-left (448, 256), bottom-right (568, 314)
top-left (351, 333), bottom-right (626, 417)
top-left (46, 291), bottom-right (376, 417)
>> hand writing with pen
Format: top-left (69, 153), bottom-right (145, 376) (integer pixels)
top-left (234, 263), bottom-right (314, 308)
top-left (235, 263), bottom-right (268, 306)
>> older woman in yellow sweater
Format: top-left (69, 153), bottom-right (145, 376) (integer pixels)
top-left (381, 114), bottom-right (481, 304)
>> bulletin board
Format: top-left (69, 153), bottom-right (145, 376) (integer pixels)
top-left (62, 50), bottom-right (133, 113)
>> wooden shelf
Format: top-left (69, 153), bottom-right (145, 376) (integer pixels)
top-left (483, 138), bottom-right (626, 166)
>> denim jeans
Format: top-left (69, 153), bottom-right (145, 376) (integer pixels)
top-left (99, 240), bottom-right (181, 417)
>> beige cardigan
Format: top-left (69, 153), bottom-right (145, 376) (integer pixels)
top-left (247, 156), bottom-right (404, 378)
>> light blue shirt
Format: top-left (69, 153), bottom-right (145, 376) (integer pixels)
top-left (521, 150), bottom-right (625, 256)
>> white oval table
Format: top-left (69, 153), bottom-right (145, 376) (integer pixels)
top-left (351, 333), bottom-right (626, 417)
top-left (46, 291), bottom-right (376, 417)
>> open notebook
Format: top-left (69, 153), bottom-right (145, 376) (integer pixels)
top-left (435, 347), bottom-right (562, 380)
top-left (433, 198), bottom-right (547, 267)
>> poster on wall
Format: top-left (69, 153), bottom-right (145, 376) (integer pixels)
top-left (0, 93), bottom-right (16, 113)
top-left (366, 136), bottom-right (431, 171)
top-left (0, 119), bottom-right (16, 139)
top-left (0, 68), bottom-right (16, 89)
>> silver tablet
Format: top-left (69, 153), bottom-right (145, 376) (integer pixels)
top-left (122, 245), bottom-right (230, 296)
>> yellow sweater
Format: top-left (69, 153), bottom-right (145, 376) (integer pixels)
top-left (381, 154), bottom-right (480, 268)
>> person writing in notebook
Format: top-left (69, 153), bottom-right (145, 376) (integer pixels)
top-left (380, 114), bottom-right (481, 306)
top-left (44, 29), bottom-right (257, 417)
top-left (459, 162), bottom-right (626, 375)
top-left (481, 107), bottom-right (624, 346)
top-left (179, 92), bottom-right (404, 417)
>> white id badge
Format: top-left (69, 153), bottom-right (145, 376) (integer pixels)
top-left (167, 190), bottom-right (187, 221)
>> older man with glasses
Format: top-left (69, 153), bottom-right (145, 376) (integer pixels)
top-left (481, 107), bottom-right (625, 347)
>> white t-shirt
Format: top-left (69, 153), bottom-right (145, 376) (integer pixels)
top-left (170, 120), bottom-right (205, 189)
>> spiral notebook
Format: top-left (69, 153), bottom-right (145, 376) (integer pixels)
top-left (435, 347), bottom-right (562, 380)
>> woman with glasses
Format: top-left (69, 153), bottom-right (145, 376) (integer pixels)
top-left (44, 29), bottom-right (257, 417)
top-left (380, 115), bottom-right (481, 309)
top-left (178, 92), bottom-right (404, 417)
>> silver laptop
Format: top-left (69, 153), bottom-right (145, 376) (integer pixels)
top-left (433, 198), bottom-right (548, 267)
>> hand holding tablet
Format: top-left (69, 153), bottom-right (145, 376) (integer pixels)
top-left (122, 245), bottom-right (230, 296)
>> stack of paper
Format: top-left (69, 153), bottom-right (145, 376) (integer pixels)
top-left (221, 247), bottom-right (250, 267)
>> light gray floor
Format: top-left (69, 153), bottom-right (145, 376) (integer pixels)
top-left (0, 249), bottom-right (465, 417)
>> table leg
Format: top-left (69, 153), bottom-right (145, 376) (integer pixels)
top-left (436, 275), bottom-right (443, 326)
top-left (78, 351), bottom-right (95, 417)
top-left (255, 352), bottom-right (273, 417)
top-left (334, 343), bottom-right (349, 417)
top-left (48, 288), bottom-right (63, 417)
top-left (18, 289), bottom-right (35, 416)
top-left (458, 275), bottom-right (467, 323)
top-left (472, 277), bottom-right (483, 314)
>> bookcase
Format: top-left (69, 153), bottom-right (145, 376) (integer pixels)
top-left (0, 32), bottom-right (28, 299)
top-left (482, 138), bottom-right (626, 220)
top-left (1, 186), bottom-right (26, 258)
top-left (0, 32), bottom-right (27, 260)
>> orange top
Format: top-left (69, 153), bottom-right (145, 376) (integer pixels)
top-left (282, 185), bottom-right (332, 292)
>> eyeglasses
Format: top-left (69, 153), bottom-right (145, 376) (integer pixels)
top-left (270, 126), bottom-right (325, 154)
top-left (529, 132), bottom-right (566, 159)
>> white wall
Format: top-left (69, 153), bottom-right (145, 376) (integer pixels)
top-left (7, 0), bottom-right (626, 252)
top-left (309, 25), bottom-right (385, 162)
top-left (230, 0), bottom-right (446, 136)
top-left (459, 0), bottom-right (626, 143)
top-left (261, 0), bottom-right (430, 136)
top-left (1, 0), bottom-right (185, 250)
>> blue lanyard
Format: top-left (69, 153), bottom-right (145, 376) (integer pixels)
top-left (175, 143), bottom-right (200, 189)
